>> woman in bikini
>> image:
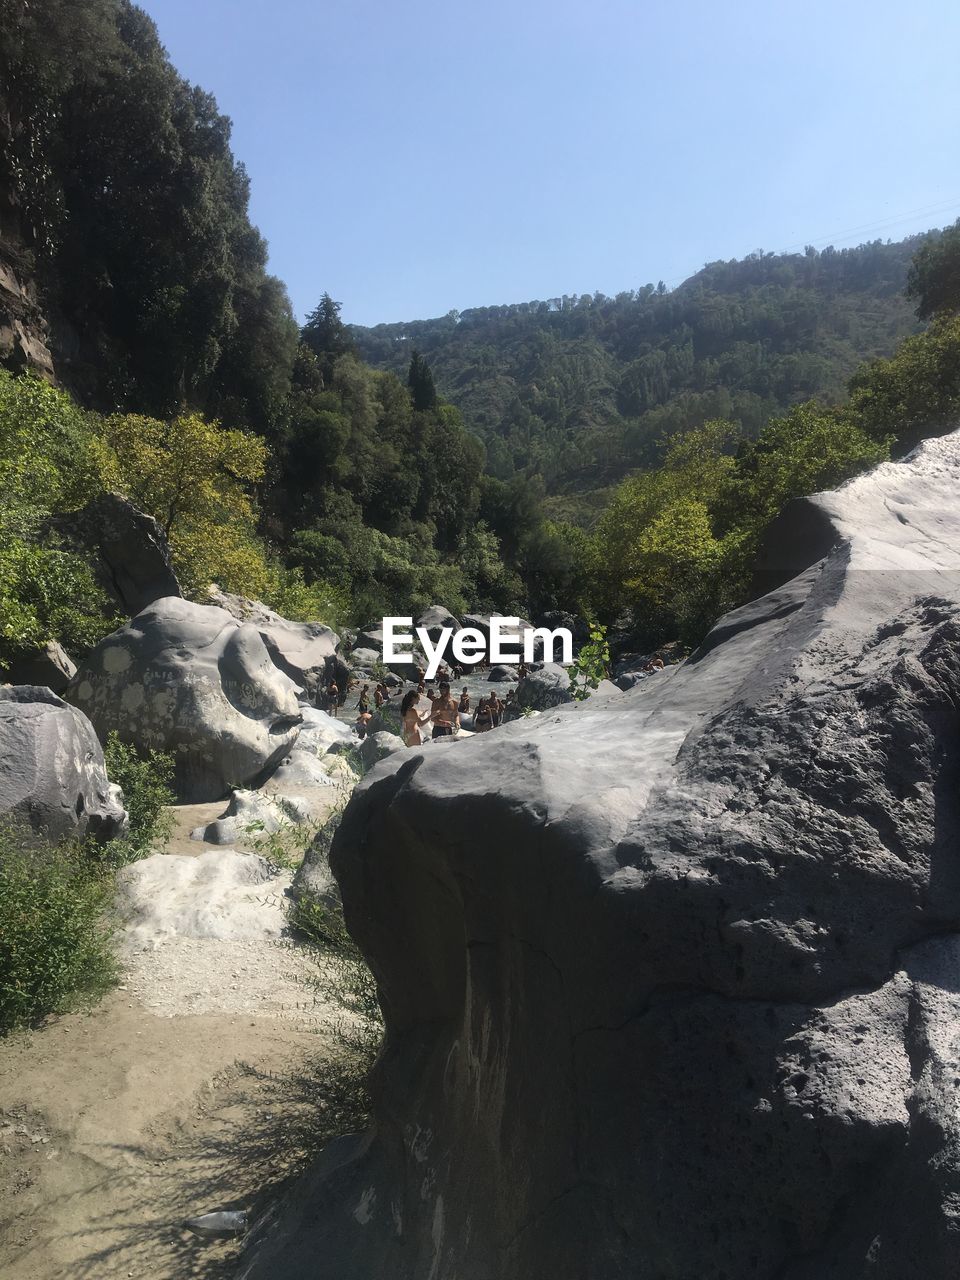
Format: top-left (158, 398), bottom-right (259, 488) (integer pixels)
top-left (401, 689), bottom-right (433, 747)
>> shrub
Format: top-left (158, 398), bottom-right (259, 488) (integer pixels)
top-left (101, 732), bottom-right (175, 865)
top-left (0, 827), bottom-right (117, 1032)
top-left (569, 622), bottom-right (611, 700)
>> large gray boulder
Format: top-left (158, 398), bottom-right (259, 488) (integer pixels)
top-left (2, 640), bottom-right (76, 694)
top-left (487, 663), bottom-right (518, 682)
top-left (358, 730), bottom-right (405, 771)
top-left (462, 612), bottom-right (539, 663)
top-left (242, 431), bottom-right (960, 1280)
top-left (210, 588), bottom-right (339, 697)
top-left (66, 597), bottom-right (302, 803)
top-left (61, 491), bottom-right (182, 616)
top-left (291, 810), bottom-right (344, 906)
top-left (346, 647), bottom-right (380, 672)
top-left (354, 625), bottom-right (386, 653)
top-left (515, 661), bottom-right (572, 709)
top-left (415, 604), bottom-right (461, 642)
top-left (263, 707), bottom-right (356, 796)
top-left (350, 627), bottom-right (425, 679)
top-left (0, 686), bottom-right (127, 843)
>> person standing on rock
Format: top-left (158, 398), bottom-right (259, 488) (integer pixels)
top-left (474, 696), bottom-right (492, 732)
top-left (431, 681), bottom-right (460, 739)
top-left (400, 689), bottom-right (432, 747)
top-left (374, 684), bottom-right (385, 709)
top-left (356, 683), bottom-right (370, 713)
top-left (320, 679), bottom-right (339, 713)
top-left (487, 691), bottom-right (503, 728)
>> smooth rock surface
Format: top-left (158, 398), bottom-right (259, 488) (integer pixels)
top-left (0, 686), bottom-right (127, 842)
top-left (190, 788), bottom-right (311, 845)
top-left (242, 431), bottom-right (960, 1280)
top-left (210, 588), bottom-right (339, 697)
top-left (358, 731), bottom-right (405, 771)
top-left (486, 663), bottom-right (518, 682)
top-left (462, 612), bottom-right (535, 661)
top-left (118, 850), bottom-right (291, 944)
top-left (3, 640), bottom-right (76, 694)
top-left (261, 709), bottom-right (356, 799)
top-left (66, 598), bottom-right (302, 802)
top-left (346, 647), bottom-right (380, 672)
top-left (415, 605), bottom-right (461, 642)
top-left (64, 492), bottom-right (182, 616)
top-left (291, 810), bottom-right (344, 906)
top-left (515, 660), bottom-right (572, 709)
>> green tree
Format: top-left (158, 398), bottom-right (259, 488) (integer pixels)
top-left (739, 402), bottom-right (890, 521)
top-left (407, 349), bottom-right (438, 411)
top-left (302, 293), bottom-right (354, 381)
top-left (849, 316), bottom-right (960, 451)
top-left (98, 410), bottom-right (273, 597)
top-left (907, 223), bottom-right (960, 320)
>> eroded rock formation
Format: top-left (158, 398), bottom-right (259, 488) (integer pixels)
top-left (242, 432), bottom-right (960, 1280)
top-left (63, 492), bottom-right (183, 617)
top-left (66, 597), bottom-right (302, 802)
top-left (210, 588), bottom-right (339, 698)
top-left (0, 686), bottom-right (127, 843)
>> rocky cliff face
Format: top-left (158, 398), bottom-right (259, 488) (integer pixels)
top-left (0, 241), bottom-right (55, 380)
top-left (242, 431), bottom-right (960, 1280)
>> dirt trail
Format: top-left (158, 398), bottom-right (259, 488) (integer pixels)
top-left (0, 800), bottom-right (344, 1279)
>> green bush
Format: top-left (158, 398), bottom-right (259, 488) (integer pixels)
top-left (0, 828), bottom-right (117, 1032)
top-left (101, 733), bottom-right (175, 866)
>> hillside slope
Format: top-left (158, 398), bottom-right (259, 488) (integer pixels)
top-left (352, 237), bottom-right (925, 490)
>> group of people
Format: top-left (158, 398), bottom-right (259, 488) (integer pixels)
top-left (473, 689), bottom-right (515, 731)
top-left (318, 665), bottom-right (521, 749)
top-left (400, 683), bottom-right (518, 743)
top-left (401, 681), bottom-right (461, 746)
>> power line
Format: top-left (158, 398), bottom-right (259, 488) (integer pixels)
top-left (659, 197), bottom-right (960, 292)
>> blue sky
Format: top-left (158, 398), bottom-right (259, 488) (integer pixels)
top-left (139, 0), bottom-right (960, 327)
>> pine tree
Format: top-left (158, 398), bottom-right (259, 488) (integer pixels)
top-left (407, 348), bottom-right (438, 411)
top-left (302, 293), bottom-right (353, 379)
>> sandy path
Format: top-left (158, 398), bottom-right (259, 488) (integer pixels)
top-left (0, 799), bottom-right (346, 1280)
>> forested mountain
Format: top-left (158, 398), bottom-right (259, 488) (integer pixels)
top-left (351, 239), bottom-right (923, 490)
top-left (5, 0), bottom-right (960, 657)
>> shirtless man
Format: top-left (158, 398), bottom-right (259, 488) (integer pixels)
top-left (431, 681), bottom-right (460, 739)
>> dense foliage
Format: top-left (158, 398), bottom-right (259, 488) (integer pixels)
top-left (0, 827), bottom-right (117, 1031)
top-left (588, 409), bottom-right (891, 646)
top-left (266, 302), bottom-right (523, 620)
top-left (0, 734), bottom-right (176, 1031)
top-left (0, 368), bottom-right (349, 672)
top-left (0, 0), bottom-right (297, 425)
top-left (351, 240), bottom-right (922, 492)
top-left (101, 733), bottom-right (175, 865)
